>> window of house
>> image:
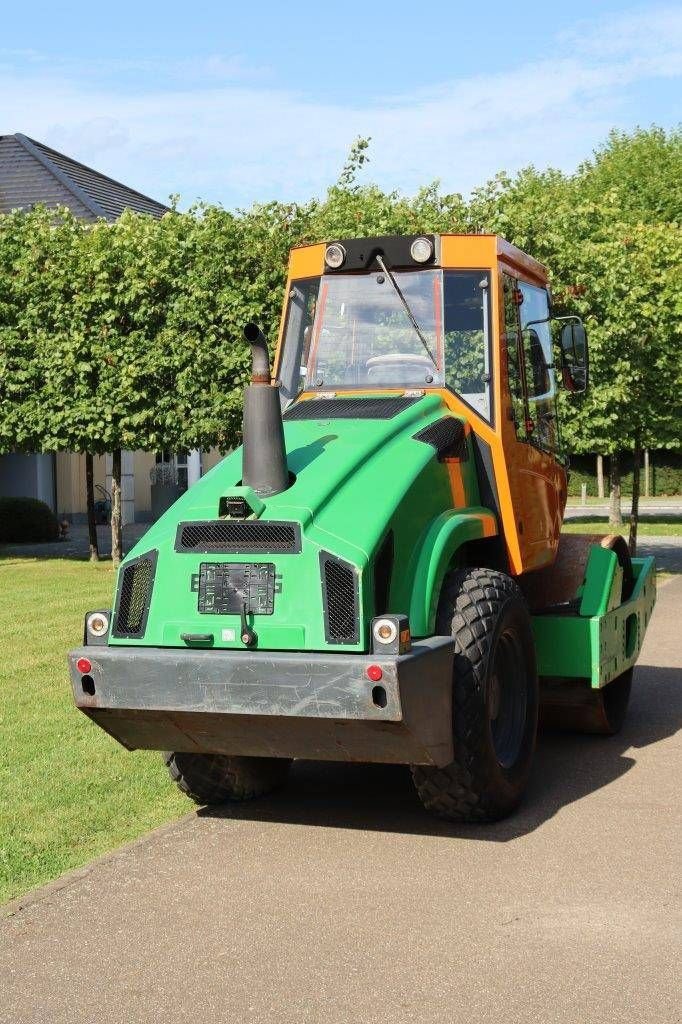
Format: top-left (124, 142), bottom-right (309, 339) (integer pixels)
top-left (155, 451), bottom-right (188, 489)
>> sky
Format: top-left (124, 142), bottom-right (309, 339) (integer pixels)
top-left (1, 1), bottom-right (680, 210)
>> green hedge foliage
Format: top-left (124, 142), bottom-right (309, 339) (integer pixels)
top-left (0, 497), bottom-right (59, 543)
top-left (567, 452), bottom-right (682, 497)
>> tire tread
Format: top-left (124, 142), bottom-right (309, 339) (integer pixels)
top-left (164, 751), bottom-right (291, 805)
top-left (412, 567), bottom-right (536, 822)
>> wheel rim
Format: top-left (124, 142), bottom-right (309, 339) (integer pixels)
top-left (489, 630), bottom-right (528, 769)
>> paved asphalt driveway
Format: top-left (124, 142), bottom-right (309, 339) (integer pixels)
top-left (1, 580), bottom-right (680, 1024)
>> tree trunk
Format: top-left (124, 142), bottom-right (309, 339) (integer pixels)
top-left (85, 453), bottom-right (99, 562)
top-left (644, 448), bottom-right (650, 498)
top-left (608, 453), bottom-right (622, 526)
top-left (628, 440), bottom-right (642, 556)
top-left (111, 448), bottom-right (123, 568)
top-left (596, 454), bottom-right (605, 500)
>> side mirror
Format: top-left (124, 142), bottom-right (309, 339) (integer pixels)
top-left (559, 320), bottom-right (588, 394)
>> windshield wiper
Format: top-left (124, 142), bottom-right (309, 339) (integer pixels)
top-left (375, 254), bottom-right (438, 368)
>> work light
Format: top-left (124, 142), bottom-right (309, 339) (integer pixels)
top-left (410, 237), bottom-right (433, 263)
top-left (325, 243), bottom-right (346, 269)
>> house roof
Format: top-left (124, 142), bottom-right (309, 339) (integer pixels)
top-left (0, 133), bottom-right (169, 221)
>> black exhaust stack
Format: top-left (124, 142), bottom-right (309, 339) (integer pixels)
top-left (241, 323), bottom-right (289, 498)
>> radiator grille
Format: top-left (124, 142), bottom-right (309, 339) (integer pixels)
top-left (413, 417), bottom-right (468, 460)
top-left (175, 520), bottom-right (301, 554)
top-left (320, 552), bottom-right (359, 644)
top-left (284, 396), bottom-right (421, 420)
top-left (112, 551), bottom-right (157, 638)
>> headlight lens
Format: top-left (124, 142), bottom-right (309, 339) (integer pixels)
top-left (372, 618), bottom-right (398, 645)
top-left (87, 611), bottom-right (109, 638)
top-left (325, 243), bottom-right (346, 269)
top-left (410, 237), bottom-right (433, 263)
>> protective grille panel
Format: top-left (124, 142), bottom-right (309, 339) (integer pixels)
top-left (284, 396), bottom-right (421, 420)
top-left (320, 553), bottom-right (359, 644)
top-left (413, 417), bottom-right (468, 460)
top-left (112, 551), bottom-right (157, 638)
top-left (176, 521), bottom-right (301, 554)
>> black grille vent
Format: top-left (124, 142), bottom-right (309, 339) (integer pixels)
top-left (112, 550), bottom-right (157, 638)
top-left (320, 552), bottom-right (359, 644)
top-left (175, 520), bottom-right (301, 554)
top-left (284, 396), bottom-right (421, 420)
top-left (413, 417), bottom-right (468, 460)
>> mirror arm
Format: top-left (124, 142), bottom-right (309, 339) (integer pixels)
top-left (552, 314), bottom-right (583, 325)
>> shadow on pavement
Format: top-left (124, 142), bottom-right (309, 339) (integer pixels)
top-left (201, 664), bottom-right (681, 842)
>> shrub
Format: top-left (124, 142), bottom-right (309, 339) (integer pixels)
top-left (0, 497), bottom-right (59, 543)
top-left (566, 452), bottom-right (682, 497)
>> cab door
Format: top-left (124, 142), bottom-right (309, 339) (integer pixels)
top-left (502, 275), bottom-right (566, 571)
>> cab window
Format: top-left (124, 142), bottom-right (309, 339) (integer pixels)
top-left (504, 276), bottom-right (527, 440)
top-left (504, 276), bottom-right (558, 451)
top-left (519, 282), bottom-right (558, 451)
top-left (278, 277), bottom-right (320, 403)
top-left (443, 271), bottom-right (491, 422)
top-left (279, 269), bottom-right (491, 422)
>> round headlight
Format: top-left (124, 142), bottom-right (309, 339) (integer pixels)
top-left (410, 237), bottom-right (433, 263)
top-left (373, 618), bottom-right (398, 645)
top-left (325, 243), bottom-right (346, 269)
top-left (87, 612), bottom-right (109, 638)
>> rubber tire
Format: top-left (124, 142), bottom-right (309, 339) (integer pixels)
top-left (164, 751), bottom-right (292, 806)
top-left (411, 568), bottom-right (539, 823)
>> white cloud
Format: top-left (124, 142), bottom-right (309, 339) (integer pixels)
top-left (0, 5), bottom-right (679, 208)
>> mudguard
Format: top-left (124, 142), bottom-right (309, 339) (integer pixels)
top-left (408, 508), bottom-right (498, 635)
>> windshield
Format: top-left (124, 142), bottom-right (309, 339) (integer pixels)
top-left (308, 270), bottom-right (443, 389)
top-left (279, 269), bottom-right (492, 420)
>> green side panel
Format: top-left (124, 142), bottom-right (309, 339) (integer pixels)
top-left (407, 509), bottom-right (498, 636)
top-left (532, 615), bottom-right (592, 678)
top-left (578, 546), bottom-right (621, 617)
top-left (533, 556), bottom-right (657, 687)
top-left (589, 556), bottom-right (657, 686)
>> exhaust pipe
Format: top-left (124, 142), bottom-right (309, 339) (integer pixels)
top-left (241, 323), bottom-right (289, 498)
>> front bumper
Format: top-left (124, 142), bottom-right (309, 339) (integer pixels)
top-left (67, 639), bottom-right (455, 767)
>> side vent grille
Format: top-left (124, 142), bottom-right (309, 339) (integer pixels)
top-left (320, 552), bottom-right (359, 644)
top-left (112, 550), bottom-right (157, 638)
top-left (413, 417), bottom-right (468, 460)
top-left (284, 396), bottom-right (421, 420)
top-left (175, 521), bottom-right (301, 554)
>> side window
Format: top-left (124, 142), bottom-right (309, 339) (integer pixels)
top-left (519, 282), bottom-right (558, 451)
top-left (443, 271), bottom-right (491, 422)
top-left (503, 275), bottom-right (528, 441)
top-left (503, 276), bottom-right (558, 452)
top-left (278, 277), bottom-right (320, 403)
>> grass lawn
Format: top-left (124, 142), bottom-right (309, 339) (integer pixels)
top-left (0, 557), bottom-right (186, 905)
top-left (562, 516), bottom-right (682, 537)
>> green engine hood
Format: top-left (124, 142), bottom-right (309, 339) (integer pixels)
top-left (109, 394), bottom-right (485, 652)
